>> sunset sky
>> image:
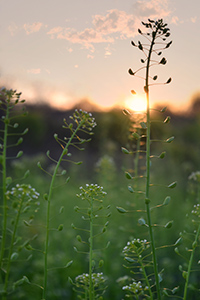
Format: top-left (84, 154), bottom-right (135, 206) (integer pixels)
top-left (1, 0), bottom-right (200, 111)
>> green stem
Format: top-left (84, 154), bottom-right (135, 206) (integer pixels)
top-left (89, 196), bottom-right (94, 300)
top-left (183, 223), bottom-right (200, 300)
top-left (42, 120), bottom-right (85, 300)
top-left (137, 250), bottom-right (153, 298)
top-left (0, 101), bottom-right (10, 271)
top-left (145, 27), bottom-right (161, 300)
top-left (3, 194), bottom-right (26, 299)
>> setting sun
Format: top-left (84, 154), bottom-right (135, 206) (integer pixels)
top-left (125, 94), bottom-right (147, 112)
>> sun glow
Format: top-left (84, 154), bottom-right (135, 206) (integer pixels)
top-left (125, 95), bottom-right (147, 112)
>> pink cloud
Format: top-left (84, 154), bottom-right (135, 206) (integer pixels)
top-left (47, 1), bottom-right (172, 51)
top-left (133, 0), bottom-right (171, 18)
top-left (8, 23), bottom-right (19, 36)
top-left (27, 68), bottom-right (41, 74)
top-left (23, 22), bottom-right (43, 35)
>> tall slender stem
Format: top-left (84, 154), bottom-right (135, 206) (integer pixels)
top-left (89, 196), bottom-right (94, 300)
top-left (183, 224), bottom-right (200, 300)
top-left (42, 121), bottom-right (85, 300)
top-left (145, 27), bottom-right (162, 300)
top-left (3, 194), bottom-right (25, 299)
top-left (0, 101), bottom-right (10, 269)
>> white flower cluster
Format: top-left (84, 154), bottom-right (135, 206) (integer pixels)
top-left (75, 272), bottom-right (105, 287)
top-left (6, 184), bottom-right (40, 201)
top-left (122, 279), bottom-right (147, 295)
top-left (78, 184), bottom-right (107, 200)
top-left (189, 171), bottom-right (200, 182)
top-left (191, 203), bottom-right (200, 217)
top-left (123, 238), bottom-right (148, 254)
top-left (70, 109), bottom-right (97, 131)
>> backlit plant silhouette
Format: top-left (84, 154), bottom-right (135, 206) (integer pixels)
top-left (70, 183), bottom-right (110, 299)
top-left (0, 89), bottom-right (39, 299)
top-left (37, 109), bottom-right (97, 299)
top-left (118, 19), bottom-right (176, 299)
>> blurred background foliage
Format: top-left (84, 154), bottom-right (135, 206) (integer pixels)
top-left (1, 93), bottom-right (200, 299)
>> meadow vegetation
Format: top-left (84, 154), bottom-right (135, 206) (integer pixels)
top-left (1, 19), bottom-right (200, 300)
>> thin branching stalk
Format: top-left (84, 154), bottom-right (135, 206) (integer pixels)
top-left (0, 102), bottom-right (9, 268)
top-left (42, 117), bottom-right (88, 300)
top-left (183, 223), bottom-right (200, 300)
top-left (89, 196), bottom-right (94, 300)
top-left (145, 24), bottom-right (161, 300)
top-left (2, 193), bottom-right (26, 299)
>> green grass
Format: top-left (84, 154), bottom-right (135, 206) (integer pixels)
top-left (3, 160), bottom-right (199, 300)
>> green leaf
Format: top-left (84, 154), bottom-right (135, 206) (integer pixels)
top-left (131, 41), bottom-right (136, 47)
top-left (140, 121), bottom-right (147, 129)
top-left (128, 185), bottom-right (134, 193)
top-left (168, 181), bottom-right (177, 189)
top-left (23, 220), bottom-right (30, 227)
top-left (121, 147), bottom-right (130, 154)
top-left (182, 271), bottom-right (188, 279)
top-left (166, 136), bottom-right (174, 143)
top-left (24, 170), bottom-right (30, 178)
top-left (116, 207), bottom-right (128, 213)
top-left (159, 151), bottom-right (166, 159)
top-left (164, 116), bottom-right (171, 123)
top-left (59, 206), bottom-right (64, 214)
top-left (99, 260), bottom-right (104, 267)
top-left (16, 151), bottom-right (23, 158)
top-left (37, 161), bottom-right (42, 169)
top-left (43, 193), bottom-right (48, 201)
top-left (160, 57), bottom-right (167, 65)
top-left (128, 68), bottom-right (135, 76)
top-left (11, 252), bottom-right (18, 261)
top-left (145, 198), bottom-right (150, 204)
top-left (165, 220), bottom-right (173, 229)
top-left (165, 41), bottom-right (172, 48)
top-left (138, 41), bottom-right (143, 51)
top-left (123, 109), bottom-right (131, 115)
top-left (58, 224), bottom-right (63, 231)
top-left (138, 217), bottom-right (146, 226)
top-left (166, 77), bottom-right (172, 84)
top-left (76, 235), bottom-right (82, 242)
top-left (125, 257), bottom-right (135, 263)
top-left (6, 177), bottom-right (12, 186)
top-left (163, 290), bottom-right (169, 296)
top-left (174, 247), bottom-right (179, 254)
top-left (192, 241), bottom-right (197, 249)
top-left (163, 196), bottom-right (171, 206)
top-left (17, 137), bottom-right (23, 145)
top-left (132, 132), bottom-right (140, 140)
top-left (65, 260), bottom-right (73, 268)
top-left (161, 106), bottom-right (167, 112)
top-left (158, 273), bottom-right (163, 283)
top-left (174, 237), bottom-right (183, 246)
top-left (172, 286), bottom-right (179, 294)
top-left (125, 172), bottom-right (132, 180)
top-left (153, 75), bottom-right (158, 80)
top-left (22, 128), bottom-right (29, 135)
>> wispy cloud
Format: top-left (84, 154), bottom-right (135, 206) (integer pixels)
top-left (27, 68), bottom-right (41, 74)
top-left (8, 23), bottom-right (19, 36)
top-left (47, 0), bottom-right (172, 52)
top-left (23, 22), bottom-right (43, 35)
